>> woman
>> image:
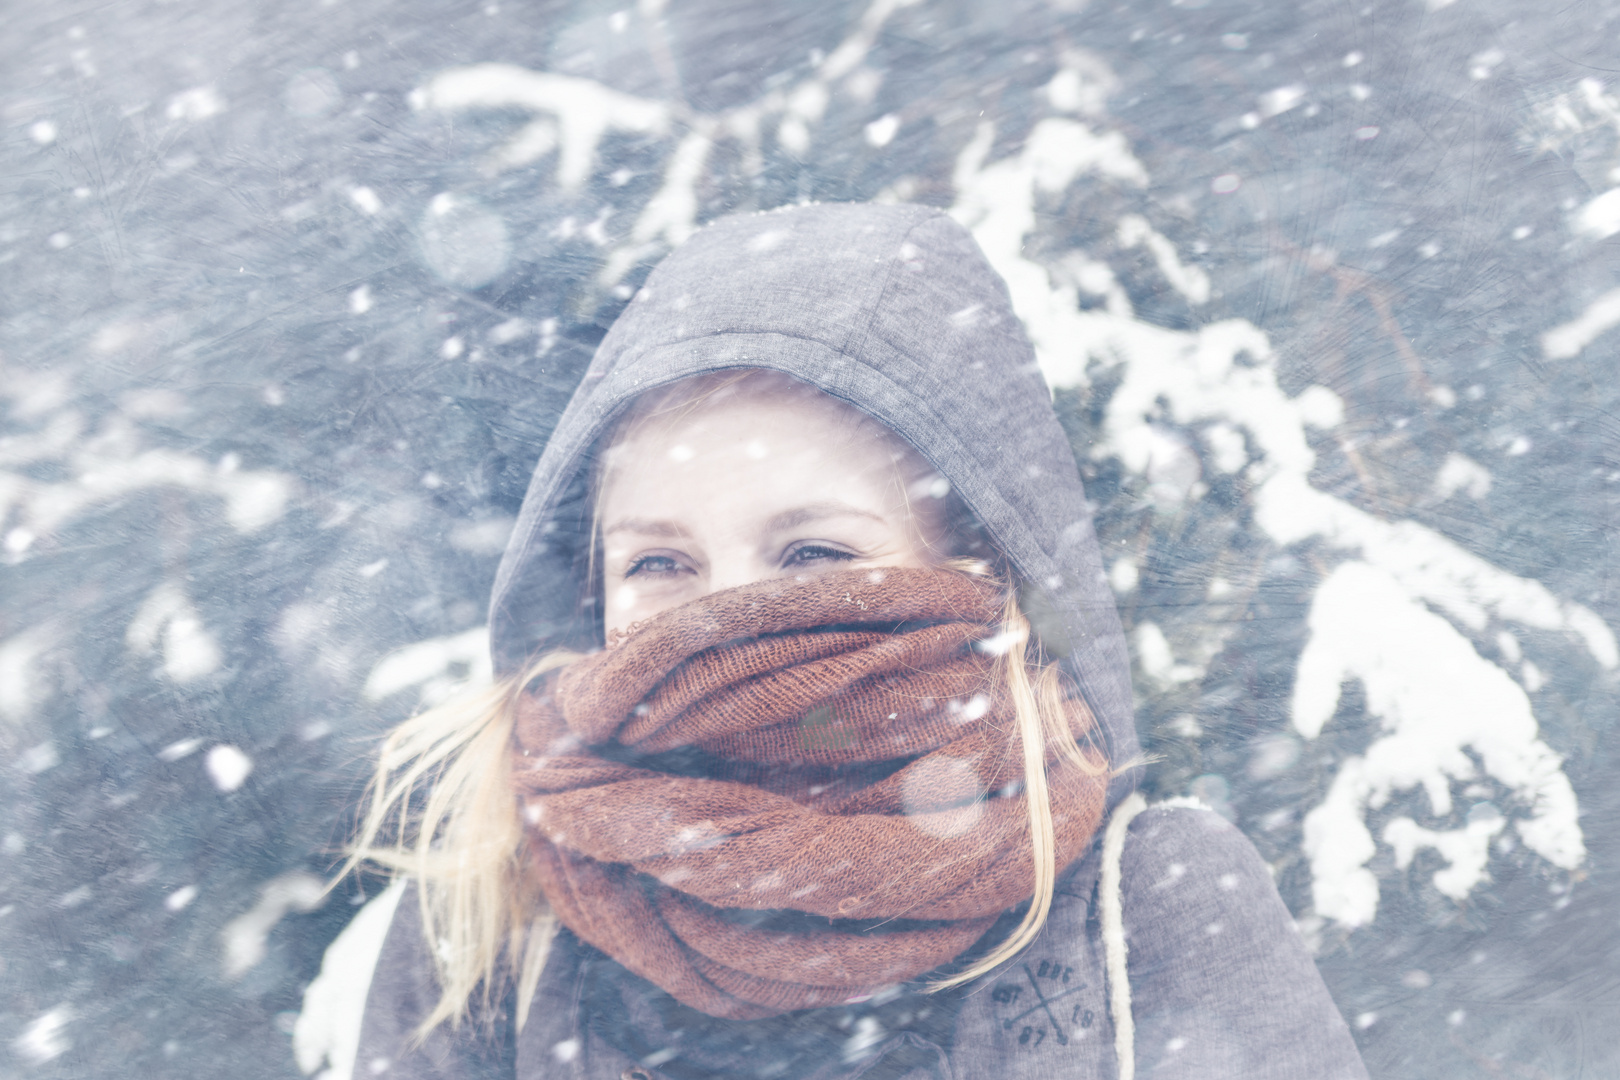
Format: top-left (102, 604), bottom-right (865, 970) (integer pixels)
top-left (346, 203), bottom-right (1368, 1079)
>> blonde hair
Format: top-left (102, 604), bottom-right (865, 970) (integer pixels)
top-left (928, 577), bottom-right (1108, 991)
top-left (341, 651), bottom-right (572, 1037)
top-left (345, 372), bottom-right (1110, 1035)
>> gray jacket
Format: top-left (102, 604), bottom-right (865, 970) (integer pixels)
top-left (357, 203), bottom-right (1368, 1079)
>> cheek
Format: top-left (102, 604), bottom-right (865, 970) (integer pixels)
top-left (605, 580), bottom-right (642, 614)
top-left (905, 496), bottom-right (953, 559)
top-left (600, 562), bottom-right (700, 639)
top-left (601, 580), bottom-right (651, 641)
top-left (868, 474), bottom-right (949, 562)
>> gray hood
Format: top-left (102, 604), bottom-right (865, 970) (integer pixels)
top-left (488, 201), bottom-right (1140, 807)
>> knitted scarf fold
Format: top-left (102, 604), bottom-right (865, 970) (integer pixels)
top-left (512, 567), bottom-right (1108, 1020)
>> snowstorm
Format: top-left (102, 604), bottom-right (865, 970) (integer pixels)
top-left (3, 1), bottom-right (1617, 1077)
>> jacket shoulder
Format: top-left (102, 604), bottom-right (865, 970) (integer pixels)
top-left (1116, 805), bottom-right (1369, 1079)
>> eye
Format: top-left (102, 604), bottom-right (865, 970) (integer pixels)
top-left (782, 543), bottom-right (857, 568)
top-left (624, 553), bottom-right (690, 578)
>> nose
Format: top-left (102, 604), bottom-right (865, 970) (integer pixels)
top-left (701, 546), bottom-right (774, 597)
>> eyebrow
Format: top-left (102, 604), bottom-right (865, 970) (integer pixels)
top-left (602, 518), bottom-right (688, 538)
top-left (601, 502), bottom-right (885, 539)
top-left (764, 502), bottom-right (886, 532)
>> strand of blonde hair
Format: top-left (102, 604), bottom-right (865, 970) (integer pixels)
top-left (927, 588), bottom-right (1107, 990)
top-left (342, 651), bottom-right (574, 1038)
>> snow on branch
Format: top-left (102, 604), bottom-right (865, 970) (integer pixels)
top-left (410, 64), bottom-right (669, 187)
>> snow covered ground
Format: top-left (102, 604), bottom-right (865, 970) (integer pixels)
top-left (4, 1), bottom-right (1619, 1077)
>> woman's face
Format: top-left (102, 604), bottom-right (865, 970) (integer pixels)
top-left (597, 376), bottom-right (949, 639)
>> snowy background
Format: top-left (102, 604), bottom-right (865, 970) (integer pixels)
top-left (4, 0), bottom-right (1619, 1076)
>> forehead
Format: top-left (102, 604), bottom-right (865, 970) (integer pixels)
top-left (593, 374), bottom-right (940, 526)
top-left (599, 401), bottom-right (896, 507)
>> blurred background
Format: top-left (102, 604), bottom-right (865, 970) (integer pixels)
top-left (3, 0), bottom-right (1618, 1076)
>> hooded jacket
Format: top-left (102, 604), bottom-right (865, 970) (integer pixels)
top-left (354, 203), bottom-right (1368, 1080)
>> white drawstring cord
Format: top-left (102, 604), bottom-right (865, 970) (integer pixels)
top-left (1100, 792), bottom-right (1147, 1080)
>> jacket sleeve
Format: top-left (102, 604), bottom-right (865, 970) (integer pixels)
top-left (355, 882), bottom-right (517, 1080)
top-left (1118, 806), bottom-right (1368, 1080)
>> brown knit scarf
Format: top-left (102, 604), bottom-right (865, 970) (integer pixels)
top-left (512, 567), bottom-right (1108, 1020)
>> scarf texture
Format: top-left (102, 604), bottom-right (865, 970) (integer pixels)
top-left (512, 567), bottom-right (1109, 1020)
